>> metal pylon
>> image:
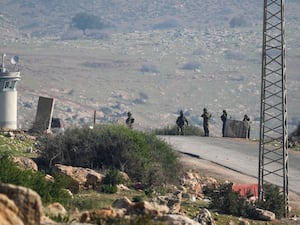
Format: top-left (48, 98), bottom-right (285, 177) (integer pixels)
top-left (258, 0), bottom-right (289, 217)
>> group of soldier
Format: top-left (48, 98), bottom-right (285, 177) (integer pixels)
top-left (176, 109), bottom-right (251, 138)
top-left (125, 109), bottom-right (251, 138)
top-left (176, 108), bottom-right (212, 136)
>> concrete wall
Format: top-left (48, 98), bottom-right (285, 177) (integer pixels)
top-left (224, 119), bottom-right (250, 138)
top-left (32, 96), bottom-right (54, 132)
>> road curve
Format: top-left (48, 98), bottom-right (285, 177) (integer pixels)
top-left (159, 135), bottom-right (300, 195)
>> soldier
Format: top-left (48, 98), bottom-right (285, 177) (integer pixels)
top-left (201, 108), bottom-right (211, 137)
top-left (220, 110), bottom-right (227, 137)
top-left (243, 114), bottom-right (251, 139)
top-left (126, 111), bottom-right (135, 129)
top-left (176, 110), bottom-right (189, 135)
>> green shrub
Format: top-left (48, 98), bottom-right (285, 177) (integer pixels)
top-left (102, 169), bottom-right (124, 186)
top-left (0, 132), bottom-right (36, 156)
top-left (132, 195), bottom-right (143, 202)
top-left (203, 183), bottom-right (256, 218)
top-left (203, 182), bottom-right (286, 219)
top-left (0, 155), bottom-right (72, 204)
top-left (39, 125), bottom-right (181, 187)
top-left (100, 184), bottom-right (118, 194)
top-left (257, 183), bottom-right (285, 218)
top-left (153, 125), bottom-right (204, 136)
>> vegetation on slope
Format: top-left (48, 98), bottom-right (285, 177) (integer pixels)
top-left (0, 126), bottom-right (294, 224)
top-left (39, 124), bottom-right (181, 187)
top-left (0, 155), bottom-right (72, 204)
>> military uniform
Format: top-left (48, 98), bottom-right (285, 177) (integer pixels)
top-left (220, 110), bottom-right (227, 137)
top-left (176, 111), bottom-right (189, 135)
top-left (126, 112), bottom-right (135, 129)
top-left (201, 108), bottom-right (211, 137)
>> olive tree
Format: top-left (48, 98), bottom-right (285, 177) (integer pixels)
top-left (71, 12), bottom-right (104, 35)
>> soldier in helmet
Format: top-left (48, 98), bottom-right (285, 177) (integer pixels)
top-left (243, 114), bottom-right (251, 139)
top-left (220, 110), bottom-right (228, 137)
top-left (126, 111), bottom-right (135, 129)
top-left (201, 108), bottom-right (211, 137)
top-left (176, 110), bottom-right (189, 135)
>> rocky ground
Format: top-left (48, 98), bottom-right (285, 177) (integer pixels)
top-left (0, 129), bottom-right (300, 225)
top-left (178, 153), bottom-right (300, 213)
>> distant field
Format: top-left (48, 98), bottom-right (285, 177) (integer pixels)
top-left (1, 26), bottom-right (299, 138)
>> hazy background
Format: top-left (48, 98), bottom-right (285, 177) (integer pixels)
top-left (0, 0), bottom-right (299, 138)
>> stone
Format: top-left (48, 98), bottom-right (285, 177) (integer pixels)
top-left (117, 184), bottom-right (130, 191)
top-left (40, 215), bottom-right (57, 225)
top-left (0, 183), bottom-right (42, 225)
top-left (195, 208), bottom-right (216, 225)
top-left (112, 196), bottom-right (133, 209)
top-left (255, 208), bottom-right (276, 221)
top-left (12, 156), bottom-right (38, 171)
top-left (161, 214), bottom-right (201, 225)
top-left (128, 201), bottom-right (169, 217)
top-left (52, 164), bottom-right (104, 192)
top-left (119, 171), bottom-right (130, 182)
top-left (44, 174), bottom-right (54, 182)
top-left (44, 202), bottom-right (67, 218)
top-left (0, 193), bottom-right (24, 225)
top-left (226, 220), bottom-right (235, 225)
top-left (154, 191), bottom-right (182, 214)
top-left (91, 207), bottom-right (116, 218)
top-left (238, 219), bottom-right (250, 225)
top-left (80, 211), bottom-right (91, 223)
top-left (80, 207), bottom-right (116, 222)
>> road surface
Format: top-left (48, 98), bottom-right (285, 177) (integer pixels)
top-left (160, 136), bottom-right (300, 195)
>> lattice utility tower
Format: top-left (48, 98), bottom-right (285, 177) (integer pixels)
top-left (258, 0), bottom-right (289, 217)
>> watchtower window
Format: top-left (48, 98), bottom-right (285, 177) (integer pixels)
top-left (4, 81), bottom-right (9, 89)
top-left (3, 80), bottom-right (16, 91)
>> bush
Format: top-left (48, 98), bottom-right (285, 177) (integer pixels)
top-left (100, 169), bottom-right (124, 193)
top-left (152, 19), bottom-right (179, 30)
top-left (40, 125), bottom-right (181, 187)
top-left (0, 155), bottom-right (72, 204)
top-left (72, 12), bottom-right (104, 34)
top-left (100, 184), bottom-right (118, 194)
top-left (102, 169), bottom-right (124, 186)
top-left (203, 182), bottom-right (286, 219)
top-left (203, 183), bottom-right (256, 218)
top-left (257, 184), bottom-right (285, 218)
top-left (181, 62), bottom-right (201, 71)
top-left (224, 50), bottom-right (245, 61)
top-left (229, 15), bottom-right (248, 28)
top-left (140, 64), bottom-right (159, 73)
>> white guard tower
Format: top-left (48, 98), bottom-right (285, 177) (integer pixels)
top-left (0, 53), bottom-right (21, 129)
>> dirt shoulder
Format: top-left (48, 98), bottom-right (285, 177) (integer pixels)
top-left (179, 153), bottom-right (300, 212)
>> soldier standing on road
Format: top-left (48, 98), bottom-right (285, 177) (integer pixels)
top-left (126, 111), bottom-right (135, 129)
top-left (201, 108), bottom-right (211, 137)
top-left (243, 114), bottom-right (251, 139)
top-left (220, 110), bottom-right (228, 137)
top-left (176, 110), bottom-right (189, 135)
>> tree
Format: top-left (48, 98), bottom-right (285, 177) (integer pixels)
top-left (71, 12), bottom-right (104, 35)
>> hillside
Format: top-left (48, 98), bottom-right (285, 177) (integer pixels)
top-left (0, 1), bottom-right (299, 138)
top-left (1, 0), bottom-right (266, 38)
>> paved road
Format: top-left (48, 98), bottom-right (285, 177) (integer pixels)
top-left (160, 136), bottom-right (300, 195)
